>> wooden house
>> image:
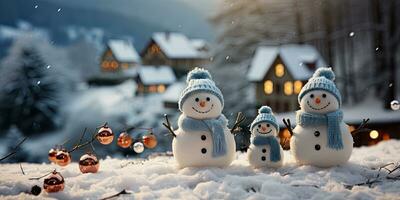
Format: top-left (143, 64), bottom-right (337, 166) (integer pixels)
top-left (100, 40), bottom-right (140, 72)
top-left (247, 44), bottom-right (327, 113)
top-left (135, 66), bottom-right (176, 94)
top-left (162, 82), bottom-right (186, 109)
top-left (141, 32), bottom-right (210, 76)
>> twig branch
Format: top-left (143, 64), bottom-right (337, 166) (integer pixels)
top-left (282, 119), bottom-right (294, 136)
top-left (0, 137), bottom-right (28, 162)
top-left (230, 112), bottom-right (246, 134)
top-left (20, 163), bottom-right (25, 175)
top-left (100, 189), bottom-right (131, 200)
top-left (29, 170), bottom-right (54, 180)
top-left (163, 114), bottom-right (176, 137)
top-left (351, 118), bottom-right (371, 135)
top-left (68, 128), bottom-right (97, 153)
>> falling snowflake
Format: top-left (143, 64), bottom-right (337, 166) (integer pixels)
top-left (225, 56), bottom-right (230, 60)
top-left (57, 8), bottom-right (61, 12)
top-left (46, 65), bottom-right (51, 69)
top-left (34, 5), bottom-right (38, 8)
top-left (299, 62), bottom-right (303, 66)
top-left (375, 47), bottom-right (379, 51)
top-left (231, 21), bottom-right (235, 24)
top-left (349, 32), bottom-right (355, 37)
top-left (37, 81), bottom-right (41, 85)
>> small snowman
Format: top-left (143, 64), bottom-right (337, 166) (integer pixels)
top-left (247, 106), bottom-right (283, 168)
top-left (285, 68), bottom-right (353, 167)
top-left (163, 68), bottom-right (239, 168)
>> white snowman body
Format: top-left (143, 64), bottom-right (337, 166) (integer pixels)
top-left (173, 91), bottom-right (236, 168)
top-left (247, 121), bottom-right (284, 168)
top-left (291, 90), bottom-right (353, 167)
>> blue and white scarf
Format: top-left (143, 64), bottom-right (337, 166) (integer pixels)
top-left (179, 114), bottom-right (228, 157)
top-left (296, 110), bottom-right (344, 150)
top-left (252, 136), bottom-right (281, 162)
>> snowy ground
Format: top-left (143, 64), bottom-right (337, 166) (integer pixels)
top-left (1, 140), bottom-right (400, 200)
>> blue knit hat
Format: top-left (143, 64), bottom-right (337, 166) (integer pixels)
top-left (178, 68), bottom-right (224, 111)
top-left (298, 67), bottom-right (342, 106)
top-left (250, 106), bottom-right (279, 132)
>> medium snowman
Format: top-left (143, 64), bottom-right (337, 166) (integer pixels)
top-left (247, 106), bottom-right (283, 168)
top-left (165, 68), bottom-right (236, 168)
top-left (286, 68), bottom-right (353, 167)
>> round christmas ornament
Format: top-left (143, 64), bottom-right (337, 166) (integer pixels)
top-left (48, 148), bottom-right (58, 163)
top-left (247, 106), bottom-right (284, 168)
top-left (288, 68), bottom-right (353, 167)
top-left (97, 124), bottom-right (114, 145)
top-left (79, 153), bottom-right (100, 173)
top-left (117, 132), bottom-right (132, 148)
top-left (43, 171), bottom-right (65, 193)
top-left (391, 100), bottom-right (399, 110)
top-left (142, 133), bottom-right (157, 149)
top-left (55, 149), bottom-right (71, 167)
top-left (169, 67), bottom-right (236, 168)
top-left (132, 142), bottom-right (144, 153)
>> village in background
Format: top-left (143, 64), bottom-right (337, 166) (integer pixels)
top-left (0, 0), bottom-right (399, 163)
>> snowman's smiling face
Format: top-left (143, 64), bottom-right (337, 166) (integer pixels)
top-left (252, 122), bottom-right (277, 137)
top-left (182, 92), bottom-right (222, 119)
top-left (300, 90), bottom-right (339, 113)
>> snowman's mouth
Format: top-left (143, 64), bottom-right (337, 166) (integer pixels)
top-left (192, 104), bottom-right (214, 114)
top-left (257, 129), bottom-right (272, 134)
top-left (307, 100), bottom-right (331, 110)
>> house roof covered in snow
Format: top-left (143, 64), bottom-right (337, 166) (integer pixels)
top-left (162, 82), bottom-right (186, 102)
top-left (151, 32), bottom-right (206, 59)
top-left (138, 66), bottom-right (176, 85)
top-left (247, 44), bottom-right (327, 81)
top-left (107, 40), bottom-right (140, 63)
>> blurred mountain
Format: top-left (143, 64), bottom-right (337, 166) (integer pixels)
top-left (0, 0), bottom-right (215, 50)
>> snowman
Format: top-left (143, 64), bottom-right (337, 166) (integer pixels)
top-left (247, 106), bottom-right (283, 168)
top-left (286, 68), bottom-right (353, 167)
top-left (164, 68), bottom-right (236, 168)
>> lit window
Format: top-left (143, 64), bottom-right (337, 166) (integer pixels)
top-left (157, 84), bottom-right (166, 93)
top-left (111, 61), bottom-right (118, 69)
top-left (284, 81), bottom-right (293, 95)
top-left (294, 81), bottom-right (303, 94)
top-left (122, 63), bottom-right (129, 69)
top-left (275, 64), bottom-right (285, 77)
top-left (264, 80), bottom-right (273, 94)
top-left (369, 130), bottom-right (379, 139)
top-left (148, 85), bottom-right (157, 93)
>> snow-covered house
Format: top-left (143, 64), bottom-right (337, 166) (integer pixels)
top-left (162, 82), bottom-right (186, 109)
top-left (136, 66), bottom-right (176, 94)
top-left (141, 32), bottom-right (210, 76)
top-left (247, 44), bottom-right (327, 113)
top-left (100, 40), bottom-right (140, 72)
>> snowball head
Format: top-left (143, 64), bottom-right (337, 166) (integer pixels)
top-left (312, 67), bottom-right (335, 81)
top-left (181, 92), bottom-right (223, 119)
top-left (186, 67), bottom-right (212, 83)
top-left (251, 122), bottom-right (278, 137)
top-left (300, 90), bottom-right (339, 113)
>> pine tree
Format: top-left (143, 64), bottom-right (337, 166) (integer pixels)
top-left (0, 47), bottom-right (59, 135)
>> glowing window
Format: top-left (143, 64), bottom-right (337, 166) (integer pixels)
top-left (275, 64), bottom-right (285, 77)
top-left (148, 85), bottom-right (157, 93)
top-left (264, 80), bottom-right (273, 94)
top-left (369, 130), bottom-right (379, 139)
top-left (110, 61), bottom-right (118, 69)
top-left (294, 81), bottom-right (303, 94)
top-left (122, 63), bottom-right (129, 69)
top-left (157, 84), bottom-right (166, 93)
top-left (284, 81), bottom-right (293, 95)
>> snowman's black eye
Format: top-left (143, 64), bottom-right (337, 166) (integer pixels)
top-left (195, 98), bottom-right (199, 102)
top-left (310, 94), bottom-right (314, 98)
top-left (322, 93), bottom-right (327, 98)
top-left (258, 124), bottom-right (261, 128)
top-left (267, 124), bottom-right (270, 127)
top-left (206, 97), bottom-right (210, 101)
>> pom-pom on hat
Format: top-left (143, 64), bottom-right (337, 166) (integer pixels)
top-left (298, 67), bottom-right (342, 106)
top-left (178, 67), bottom-right (224, 111)
top-left (250, 106), bottom-right (279, 133)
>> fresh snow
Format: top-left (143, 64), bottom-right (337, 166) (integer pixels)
top-left (137, 66), bottom-right (176, 85)
top-left (247, 44), bottom-right (327, 82)
top-left (1, 140), bottom-right (400, 199)
top-left (152, 32), bottom-right (205, 59)
top-left (107, 40), bottom-right (141, 63)
top-left (162, 82), bottom-right (186, 103)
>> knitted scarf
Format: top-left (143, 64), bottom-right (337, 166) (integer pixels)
top-left (252, 136), bottom-right (281, 162)
top-left (179, 114), bottom-right (228, 157)
top-left (296, 110), bottom-right (344, 150)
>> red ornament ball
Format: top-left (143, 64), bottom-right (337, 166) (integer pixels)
top-left (117, 132), bottom-right (133, 148)
top-left (43, 171), bottom-right (65, 193)
top-left (79, 153), bottom-right (100, 173)
top-left (96, 125), bottom-right (114, 145)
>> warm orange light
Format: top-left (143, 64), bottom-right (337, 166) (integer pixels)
top-left (264, 80), bottom-right (273, 94)
top-left (382, 133), bottom-right (390, 140)
top-left (369, 130), bottom-right (379, 139)
top-left (348, 125), bottom-right (356, 133)
top-left (284, 81), bottom-right (293, 95)
top-left (294, 81), bottom-right (303, 94)
top-left (282, 129), bottom-right (291, 138)
top-left (122, 63), bottom-right (129, 69)
top-left (275, 64), bottom-right (285, 77)
top-left (148, 85), bottom-right (157, 93)
top-left (110, 61), bottom-right (118, 69)
top-left (157, 84), bottom-right (166, 93)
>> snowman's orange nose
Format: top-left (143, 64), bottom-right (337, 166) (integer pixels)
top-left (315, 97), bottom-right (321, 104)
top-left (261, 126), bottom-right (266, 131)
top-left (199, 101), bottom-right (206, 107)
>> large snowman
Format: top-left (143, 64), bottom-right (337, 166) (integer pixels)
top-left (247, 106), bottom-right (283, 168)
top-left (289, 68), bottom-right (353, 167)
top-left (171, 68), bottom-right (236, 168)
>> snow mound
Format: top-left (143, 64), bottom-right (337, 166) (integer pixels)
top-left (1, 140), bottom-right (400, 199)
